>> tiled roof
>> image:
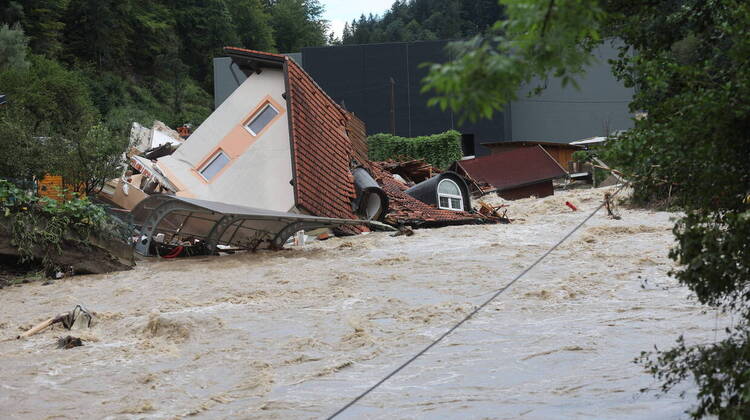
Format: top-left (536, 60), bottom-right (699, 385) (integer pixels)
top-left (456, 145), bottom-right (567, 191)
top-left (346, 112), bottom-right (369, 167)
top-left (370, 162), bottom-right (485, 227)
top-left (285, 59), bottom-right (366, 233)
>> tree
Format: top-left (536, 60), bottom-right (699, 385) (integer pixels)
top-left (19, 0), bottom-right (69, 58)
top-left (0, 23), bottom-right (29, 70)
top-left (269, 0), bottom-right (327, 52)
top-left (340, 0), bottom-right (505, 45)
top-left (0, 55), bottom-right (129, 193)
top-left (422, 0), bottom-right (750, 417)
top-left (168, 0), bottom-right (240, 86)
top-left (60, 123), bottom-right (128, 194)
top-left (226, 0), bottom-right (276, 52)
top-left (62, 0), bottom-right (134, 70)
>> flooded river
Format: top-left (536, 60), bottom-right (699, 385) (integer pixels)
top-left (0, 188), bottom-right (723, 419)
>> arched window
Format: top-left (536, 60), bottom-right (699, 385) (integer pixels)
top-left (437, 179), bottom-right (463, 211)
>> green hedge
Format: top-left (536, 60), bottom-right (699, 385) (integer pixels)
top-left (368, 130), bottom-right (463, 170)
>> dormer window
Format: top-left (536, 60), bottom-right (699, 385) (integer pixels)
top-left (437, 179), bottom-right (463, 211)
top-left (245, 103), bottom-right (279, 135)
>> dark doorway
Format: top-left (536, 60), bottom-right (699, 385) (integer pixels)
top-left (461, 133), bottom-right (476, 156)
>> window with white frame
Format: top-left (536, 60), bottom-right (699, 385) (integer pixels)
top-left (245, 103), bottom-right (279, 135)
top-left (199, 150), bottom-right (230, 181)
top-left (437, 179), bottom-right (463, 211)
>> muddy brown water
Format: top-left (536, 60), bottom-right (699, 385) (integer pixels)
top-left (0, 188), bottom-right (725, 419)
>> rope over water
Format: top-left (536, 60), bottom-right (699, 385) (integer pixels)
top-left (327, 184), bottom-right (628, 419)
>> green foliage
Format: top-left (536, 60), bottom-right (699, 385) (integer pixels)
top-left (20, 0), bottom-right (69, 58)
top-left (0, 178), bottom-right (125, 272)
top-left (0, 54), bottom-right (98, 180)
top-left (270, 0), bottom-right (328, 53)
top-left (419, 0), bottom-right (750, 416)
top-left (422, 0), bottom-right (603, 123)
top-left (571, 150), bottom-right (590, 163)
top-left (368, 130), bottom-right (463, 169)
top-left (60, 123), bottom-right (129, 195)
top-left (0, 55), bottom-right (131, 192)
top-left (341, 0), bottom-right (505, 45)
top-left (0, 23), bottom-right (29, 70)
top-left (1, 0), bottom-right (331, 133)
top-left (227, 0), bottom-right (276, 52)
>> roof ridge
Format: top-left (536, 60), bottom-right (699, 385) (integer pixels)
top-left (223, 46), bottom-right (286, 60)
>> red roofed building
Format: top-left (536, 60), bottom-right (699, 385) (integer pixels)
top-left (453, 145), bottom-right (568, 200)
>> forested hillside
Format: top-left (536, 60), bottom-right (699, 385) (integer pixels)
top-left (0, 0), bottom-right (328, 128)
top-left (341, 0), bottom-right (504, 45)
top-left (0, 0), bottom-right (505, 192)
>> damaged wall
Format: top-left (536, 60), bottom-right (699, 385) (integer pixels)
top-left (158, 67), bottom-right (296, 212)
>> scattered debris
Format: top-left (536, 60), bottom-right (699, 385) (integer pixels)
top-left (57, 335), bottom-right (83, 349)
top-left (17, 305), bottom-right (92, 339)
top-left (391, 225), bottom-right (414, 237)
top-left (370, 162), bottom-right (491, 228)
top-left (317, 233), bottom-right (332, 241)
top-left (604, 192), bottom-right (622, 220)
top-left (565, 201), bottom-right (578, 211)
top-left (378, 159), bottom-right (439, 185)
top-left (477, 202), bottom-right (512, 223)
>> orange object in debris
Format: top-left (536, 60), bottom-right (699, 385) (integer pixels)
top-left (565, 201), bottom-right (578, 211)
top-left (176, 125), bottom-right (191, 138)
top-left (37, 175), bottom-right (65, 201)
top-left (37, 174), bottom-right (83, 202)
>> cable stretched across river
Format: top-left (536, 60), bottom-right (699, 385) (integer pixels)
top-left (326, 184), bottom-right (627, 419)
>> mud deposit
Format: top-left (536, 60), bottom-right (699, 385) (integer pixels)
top-left (0, 187), bottom-right (724, 419)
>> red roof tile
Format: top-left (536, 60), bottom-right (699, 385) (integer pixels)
top-left (370, 162), bottom-right (485, 227)
top-left (285, 59), bottom-right (366, 233)
top-left (456, 145), bottom-right (567, 191)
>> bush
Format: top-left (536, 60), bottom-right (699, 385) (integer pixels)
top-left (368, 130), bottom-right (463, 169)
top-left (0, 179), bottom-right (126, 272)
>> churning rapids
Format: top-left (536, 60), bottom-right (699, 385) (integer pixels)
top-left (0, 187), bottom-right (726, 419)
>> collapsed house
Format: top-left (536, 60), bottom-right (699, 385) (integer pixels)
top-left (108, 48), bottom-right (495, 255)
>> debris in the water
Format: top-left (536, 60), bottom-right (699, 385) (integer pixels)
top-left (604, 192), bottom-right (622, 220)
top-left (57, 335), bottom-right (83, 349)
top-left (565, 201), bottom-right (578, 211)
top-left (17, 304), bottom-right (93, 339)
top-left (391, 226), bottom-right (415, 237)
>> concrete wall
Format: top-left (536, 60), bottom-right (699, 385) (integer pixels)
top-left (508, 43), bottom-right (634, 141)
top-left (159, 67), bottom-right (296, 212)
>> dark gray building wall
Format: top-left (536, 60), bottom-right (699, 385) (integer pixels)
top-left (299, 40), bottom-right (508, 156)
top-left (213, 57), bottom-right (248, 109)
top-left (212, 41), bottom-right (633, 155)
top-left (508, 42), bottom-right (634, 141)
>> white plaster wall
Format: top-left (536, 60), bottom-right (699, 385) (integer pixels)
top-left (158, 68), bottom-right (296, 212)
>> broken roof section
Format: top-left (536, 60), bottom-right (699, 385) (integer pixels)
top-left (129, 121), bottom-right (184, 156)
top-left (131, 195), bottom-right (390, 256)
top-left (371, 163), bottom-right (485, 227)
top-left (455, 145), bottom-right (568, 192)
